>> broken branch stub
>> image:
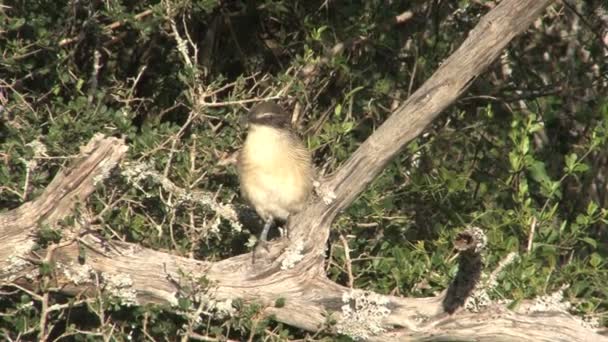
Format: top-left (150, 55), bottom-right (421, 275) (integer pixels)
top-left (443, 227), bottom-right (486, 314)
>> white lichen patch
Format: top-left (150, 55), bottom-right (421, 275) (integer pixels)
top-left (527, 285), bottom-right (601, 331)
top-left (167, 292), bottom-right (180, 307)
top-left (209, 298), bottom-right (236, 319)
top-left (26, 138), bottom-right (48, 157)
top-left (60, 262), bottom-right (94, 285)
top-left (465, 252), bottom-right (518, 312)
top-left (467, 226), bottom-right (488, 253)
top-left (228, 215), bottom-right (243, 233)
top-left (207, 216), bottom-right (222, 235)
top-left (18, 300), bottom-right (35, 312)
top-left (103, 272), bottom-right (138, 306)
top-left (120, 161), bottom-right (242, 233)
top-left (93, 159), bottom-right (116, 185)
top-left (336, 290), bottom-right (391, 340)
top-left (464, 288), bottom-right (493, 313)
top-left (313, 180), bottom-right (337, 205)
top-left (19, 157), bottom-right (39, 171)
top-left (4, 240), bottom-right (36, 281)
top-left (23, 268), bottom-right (40, 282)
top-left (121, 161), bottom-right (155, 197)
top-left (280, 241), bottom-right (305, 270)
top-left (528, 285), bottom-right (571, 313)
top-left (120, 161), bottom-right (151, 182)
top-left (579, 315), bottom-right (601, 330)
top-left (22, 138), bottom-right (48, 171)
top-left (173, 293), bottom-right (236, 322)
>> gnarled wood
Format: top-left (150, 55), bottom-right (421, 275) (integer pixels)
top-left (5, 224), bottom-right (604, 341)
top-left (2, 0), bottom-right (606, 341)
top-left (0, 134), bottom-right (128, 281)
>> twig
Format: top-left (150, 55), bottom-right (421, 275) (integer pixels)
top-left (88, 50), bottom-right (102, 103)
top-left (163, 137), bottom-right (179, 178)
top-left (58, 9), bottom-right (154, 47)
top-left (198, 96), bottom-right (281, 108)
top-left (22, 159), bottom-right (31, 201)
top-left (0, 79), bottom-right (36, 115)
top-left (487, 252), bottom-right (519, 288)
top-left (527, 216), bottom-right (537, 253)
top-left (128, 65), bottom-right (148, 98)
top-left (561, 0), bottom-right (608, 49)
top-left (187, 332), bottom-right (220, 341)
top-left (339, 234), bottom-right (354, 289)
top-left (39, 241), bottom-right (75, 341)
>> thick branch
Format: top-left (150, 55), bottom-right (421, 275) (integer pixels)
top-left (0, 133), bottom-right (604, 340)
top-left (288, 0), bottom-right (556, 257)
top-left (0, 134), bottom-right (128, 280)
top-left (7, 237), bottom-right (605, 341)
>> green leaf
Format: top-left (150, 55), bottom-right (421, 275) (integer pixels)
top-left (9, 18), bottom-right (26, 29)
top-left (275, 297), bottom-right (286, 308)
top-left (345, 86), bottom-right (365, 100)
top-left (573, 162), bottom-right (589, 173)
top-left (529, 123), bottom-right (543, 133)
top-left (334, 104), bottom-right (343, 117)
top-left (564, 153), bottom-right (577, 173)
top-left (580, 237), bottom-right (597, 249)
top-left (509, 151), bottom-right (521, 171)
top-left (587, 201), bottom-right (598, 216)
top-left (589, 253), bottom-right (602, 268)
top-left (518, 180), bottom-right (529, 198)
top-left (528, 160), bottom-right (550, 184)
top-left (521, 136), bottom-right (530, 155)
top-left (575, 214), bottom-right (588, 226)
top-left (342, 121), bottom-right (354, 133)
top-left (177, 298), bottom-right (191, 310)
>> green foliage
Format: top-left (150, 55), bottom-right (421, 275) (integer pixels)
top-left (275, 297), bottom-right (286, 308)
top-left (36, 225), bottom-right (63, 248)
top-left (1, 0), bottom-right (608, 340)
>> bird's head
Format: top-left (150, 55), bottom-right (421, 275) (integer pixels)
top-left (246, 101), bottom-right (291, 129)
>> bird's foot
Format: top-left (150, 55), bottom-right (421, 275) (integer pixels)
top-left (257, 238), bottom-right (270, 252)
top-left (251, 238), bottom-right (272, 264)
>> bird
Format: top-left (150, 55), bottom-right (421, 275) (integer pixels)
top-left (237, 101), bottom-right (313, 243)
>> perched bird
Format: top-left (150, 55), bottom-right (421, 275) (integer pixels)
top-left (237, 101), bottom-right (313, 242)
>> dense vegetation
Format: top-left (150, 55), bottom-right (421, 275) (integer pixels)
top-left (1, 0), bottom-right (607, 340)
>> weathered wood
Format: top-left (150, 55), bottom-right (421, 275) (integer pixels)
top-left (2, 0), bottom-right (606, 341)
top-left (5, 231), bottom-right (603, 341)
top-left (0, 134), bottom-right (128, 281)
top-left (288, 0), bottom-right (561, 264)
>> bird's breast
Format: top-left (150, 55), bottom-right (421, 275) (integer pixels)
top-left (238, 126), bottom-right (313, 220)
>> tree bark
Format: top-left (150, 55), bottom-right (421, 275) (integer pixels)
top-left (2, 0), bottom-right (605, 341)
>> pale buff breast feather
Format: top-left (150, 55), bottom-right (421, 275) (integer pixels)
top-left (238, 125), bottom-right (313, 221)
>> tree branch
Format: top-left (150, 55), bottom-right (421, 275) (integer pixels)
top-left (288, 0), bottom-right (558, 260)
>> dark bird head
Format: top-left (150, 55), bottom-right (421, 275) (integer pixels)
top-left (247, 102), bottom-right (291, 129)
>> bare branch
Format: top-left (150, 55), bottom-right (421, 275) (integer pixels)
top-left (288, 0), bottom-right (560, 259)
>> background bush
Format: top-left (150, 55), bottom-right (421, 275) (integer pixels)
top-left (1, 0), bottom-right (607, 340)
